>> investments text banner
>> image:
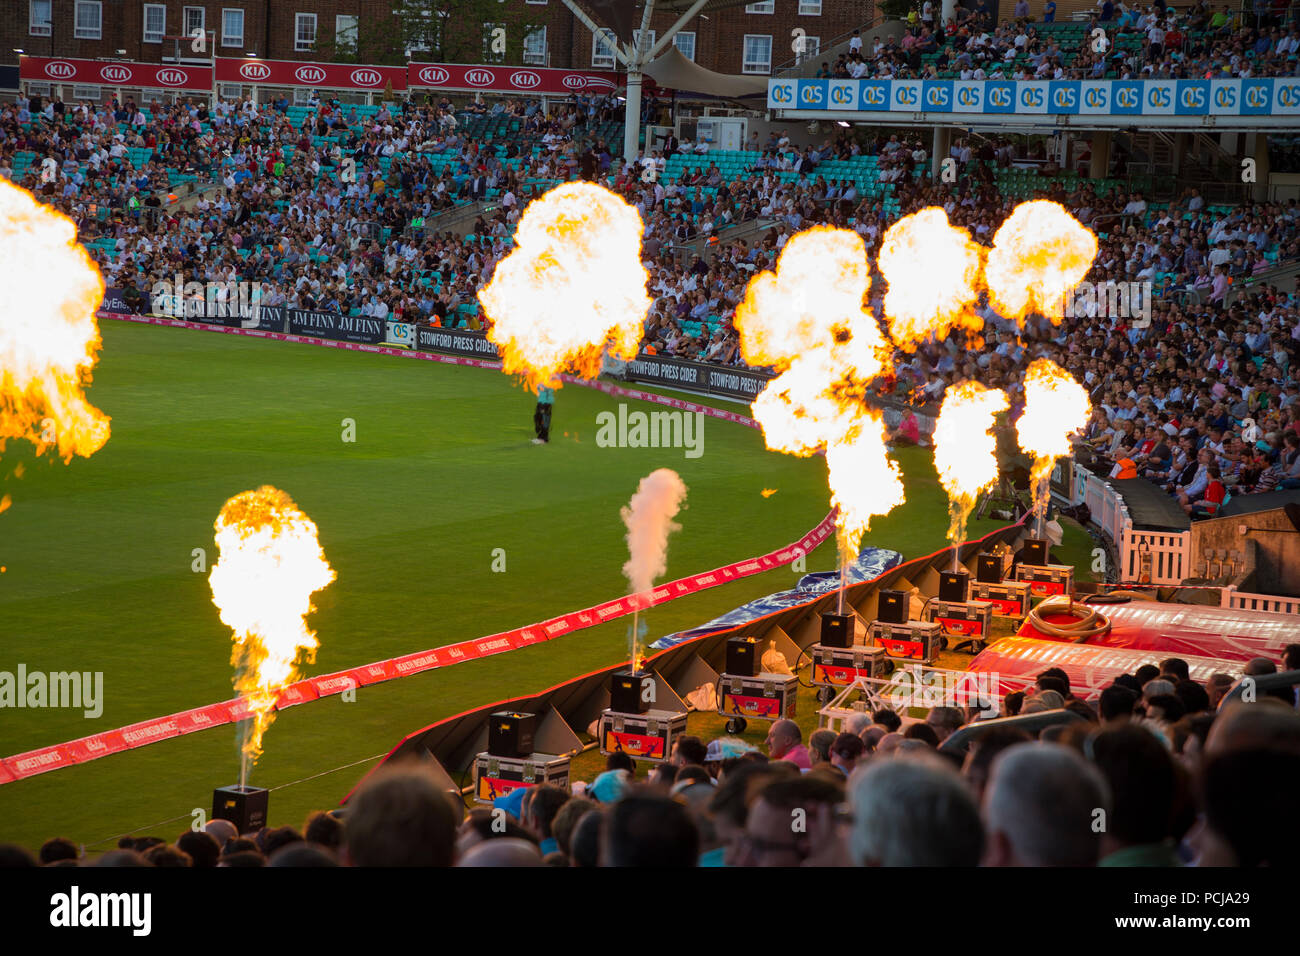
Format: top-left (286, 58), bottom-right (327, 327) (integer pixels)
top-left (287, 308), bottom-right (386, 344)
top-left (767, 77), bottom-right (1299, 117)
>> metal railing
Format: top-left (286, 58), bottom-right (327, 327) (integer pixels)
top-left (1079, 465), bottom-right (1191, 586)
top-left (1221, 586), bottom-right (1300, 616)
top-left (772, 13), bottom-right (891, 76)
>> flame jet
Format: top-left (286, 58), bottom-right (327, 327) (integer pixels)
top-left (734, 227), bottom-right (904, 575)
top-left (878, 207), bottom-right (984, 351)
top-left (934, 382), bottom-right (1010, 560)
top-left (479, 182), bottom-right (651, 391)
top-left (0, 179), bottom-right (111, 473)
top-left (209, 486), bottom-right (336, 785)
top-left (985, 200), bottom-right (1097, 326)
top-left (1016, 359), bottom-right (1091, 533)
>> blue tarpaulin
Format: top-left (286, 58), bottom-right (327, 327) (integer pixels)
top-left (650, 545), bottom-right (903, 651)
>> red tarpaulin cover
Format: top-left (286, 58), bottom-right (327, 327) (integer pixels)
top-left (1017, 602), bottom-right (1299, 663)
top-left (969, 636), bottom-right (1238, 701)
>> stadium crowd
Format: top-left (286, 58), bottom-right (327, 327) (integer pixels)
top-left (818, 0), bottom-right (1300, 81)
top-left (5, 647), bottom-right (1298, 867)
top-left (2, 2), bottom-right (1298, 511)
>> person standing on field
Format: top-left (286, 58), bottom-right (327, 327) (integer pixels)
top-left (533, 385), bottom-right (555, 444)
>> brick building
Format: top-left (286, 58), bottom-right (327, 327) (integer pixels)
top-left (5, 1), bottom-right (876, 77)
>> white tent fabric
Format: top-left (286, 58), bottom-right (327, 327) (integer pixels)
top-left (642, 46), bottom-right (768, 100)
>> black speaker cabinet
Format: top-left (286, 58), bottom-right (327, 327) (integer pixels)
top-left (976, 552), bottom-right (1008, 584)
top-left (939, 570), bottom-right (970, 603)
top-left (725, 636), bottom-right (761, 677)
top-left (819, 613), bottom-right (854, 649)
top-left (488, 711), bottom-right (537, 759)
top-left (877, 589), bottom-right (908, 625)
top-left (609, 669), bottom-right (652, 715)
top-left (1022, 538), bottom-right (1050, 567)
top-left (212, 786), bottom-right (268, 835)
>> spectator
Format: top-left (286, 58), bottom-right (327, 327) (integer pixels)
top-left (983, 743), bottom-right (1111, 866)
top-left (732, 775), bottom-right (845, 867)
top-left (344, 764), bottom-right (459, 867)
top-left (849, 755), bottom-right (984, 866)
top-left (601, 794), bottom-right (699, 867)
top-left (1088, 726), bottom-right (1183, 866)
top-left (765, 718), bottom-right (811, 770)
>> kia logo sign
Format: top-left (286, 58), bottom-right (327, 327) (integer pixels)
top-left (509, 70), bottom-right (541, 89)
top-left (465, 69), bottom-right (495, 86)
top-left (99, 65), bottom-right (131, 83)
top-left (351, 68), bottom-right (382, 87)
top-left (239, 61), bottom-right (271, 81)
top-left (562, 74), bottom-right (586, 90)
top-left (295, 65), bottom-right (327, 84)
top-left (44, 61), bottom-right (76, 80)
top-left (418, 66), bottom-right (449, 85)
top-left (584, 78), bottom-right (616, 91)
top-left (155, 69), bottom-right (188, 87)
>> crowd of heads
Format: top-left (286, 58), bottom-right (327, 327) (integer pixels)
top-left (819, 0), bottom-right (1300, 82)
top-left (5, 48), bottom-right (1299, 505)
top-left (6, 644), bottom-right (1296, 867)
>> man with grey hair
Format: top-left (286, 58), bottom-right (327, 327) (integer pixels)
top-left (983, 743), bottom-right (1111, 866)
top-left (925, 706), bottom-right (965, 743)
top-left (845, 711), bottom-right (872, 736)
top-left (848, 754), bottom-right (983, 866)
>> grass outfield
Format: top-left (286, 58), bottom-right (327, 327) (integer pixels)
top-left (0, 320), bottom-right (1090, 853)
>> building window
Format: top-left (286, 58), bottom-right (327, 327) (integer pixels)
top-left (72, 85), bottom-right (101, 100)
top-left (222, 9), bottom-right (245, 47)
top-left (74, 1), bottom-right (102, 39)
top-left (743, 34), bottom-right (772, 74)
top-left (746, 1), bottom-right (776, 13)
top-left (403, 9), bottom-right (442, 57)
top-left (143, 4), bottom-right (166, 43)
top-left (794, 35), bottom-right (820, 62)
top-left (633, 29), bottom-right (656, 57)
top-left (526, 0), bottom-right (547, 4)
top-left (30, 0), bottom-right (52, 36)
top-left (523, 26), bottom-right (547, 65)
top-left (592, 27), bottom-right (617, 68)
top-left (295, 13), bottom-right (317, 52)
top-left (336, 15), bottom-right (359, 52)
top-left (483, 22), bottom-right (506, 62)
top-left (219, 83), bottom-right (243, 99)
top-left (798, 0), bottom-right (824, 14)
top-left (183, 6), bottom-right (205, 38)
top-left (673, 31), bottom-right (696, 61)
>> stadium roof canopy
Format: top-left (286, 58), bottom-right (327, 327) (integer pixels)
top-left (562, 0), bottom-right (766, 159)
top-left (644, 46), bottom-right (768, 99)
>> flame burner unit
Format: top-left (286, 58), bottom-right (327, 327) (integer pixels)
top-left (212, 785), bottom-right (269, 835)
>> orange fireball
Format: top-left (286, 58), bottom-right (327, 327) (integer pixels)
top-left (209, 486), bottom-right (336, 779)
top-left (479, 182), bottom-right (650, 391)
top-left (0, 179), bottom-right (110, 465)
